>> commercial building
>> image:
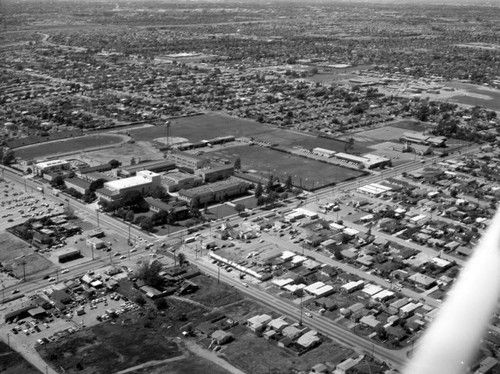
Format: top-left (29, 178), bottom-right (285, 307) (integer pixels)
top-left (97, 170), bottom-right (161, 202)
top-left (34, 159), bottom-right (70, 176)
top-left (178, 177), bottom-right (250, 206)
top-left (56, 248), bottom-right (81, 263)
top-left (334, 153), bottom-right (390, 169)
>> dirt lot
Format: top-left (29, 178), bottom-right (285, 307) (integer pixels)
top-left (81, 140), bottom-right (163, 167)
top-left (0, 342), bottom-right (41, 374)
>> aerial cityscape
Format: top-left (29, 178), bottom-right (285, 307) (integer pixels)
top-left (1, 1), bottom-right (500, 373)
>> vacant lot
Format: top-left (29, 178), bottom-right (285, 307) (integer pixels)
top-left (14, 134), bottom-right (124, 160)
top-left (39, 312), bottom-right (186, 374)
top-left (5, 253), bottom-right (54, 279)
top-left (0, 232), bottom-right (31, 262)
top-left (0, 342), bottom-right (41, 374)
top-left (188, 274), bottom-right (243, 308)
top-left (211, 145), bottom-right (364, 188)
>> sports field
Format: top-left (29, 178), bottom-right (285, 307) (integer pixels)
top-left (211, 145), bottom-right (364, 189)
top-left (14, 134), bottom-right (125, 160)
top-left (128, 113), bottom-right (371, 154)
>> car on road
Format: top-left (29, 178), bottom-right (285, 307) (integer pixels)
top-left (305, 312), bottom-right (313, 318)
top-left (61, 269), bottom-right (69, 274)
top-left (48, 277), bottom-right (56, 282)
top-left (11, 289), bottom-right (20, 294)
top-left (120, 255), bottom-right (127, 260)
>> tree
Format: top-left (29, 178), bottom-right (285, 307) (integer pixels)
top-left (125, 210), bottom-right (135, 222)
top-left (255, 182), bottom-right (263, 198)
top-left (50, 175), bottom-right (66, 189)
top-left (284, 175), bottom-right (293, 191)
top-left (134, 294), bottom-right (147, 307)
top-left (177, 252), bottom-right (186, 267)
top-left (266, 175), bottom-right (274, 193)
top-left (130, 157), bottom-right (136, 165)
top-left (108, 159), bottom-right (121, 168)
top-left (235, 203), bottom-right (246, 215)
top-left (140, 217), bottom-right (155, 232)
top-left (89, 178), bottom-right (106, 192)
top-left (1, 149), bottom-right (15, 165)
top-left (155, 298), bottom-right (168, 310)
top-left (136, 260), bottom-right (163, 288)
top-left (233, 157), bottom-right (241, 170)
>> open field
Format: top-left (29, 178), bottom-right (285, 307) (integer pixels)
top-left (0, 342), bottom-right (41, 374)
top-left (211, 145), bottom-right (364, 188)
top-left (14, 134), bottom-right (125, 160)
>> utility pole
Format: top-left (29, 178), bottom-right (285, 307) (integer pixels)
top-left (96, 209), bottom-right (100, 227)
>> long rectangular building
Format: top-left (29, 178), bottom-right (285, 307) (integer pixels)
top-left (178, 177), bottom-right (250, 205)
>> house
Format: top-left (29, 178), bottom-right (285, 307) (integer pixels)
top-left (335, 357), bottom-right (360, 374)
top-left (296, 330), bottom-right (321, 349)
top-left (408, 273), bottom-right (437, 290)
top-left (282, 325), bottom-right (304, 340)
top-left (476, 357), bottom-right (498, 374)
top-left (267, 318), bottom-right (289, 333)
top-left (311, 363), bottom-right (329, 373)
top-left (211, 330), bottom-right (233, 345)
top-left (247, 314), bottom-right (272, 333)
top-left (359, 315), bottom-right (380, 329)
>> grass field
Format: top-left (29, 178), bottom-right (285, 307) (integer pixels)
top-left (211, 145), bottom-right (364, 188)
top-left (0, 342), bottom-right (41, 374)
top-left (14, 134), bottom-right (124, 160)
